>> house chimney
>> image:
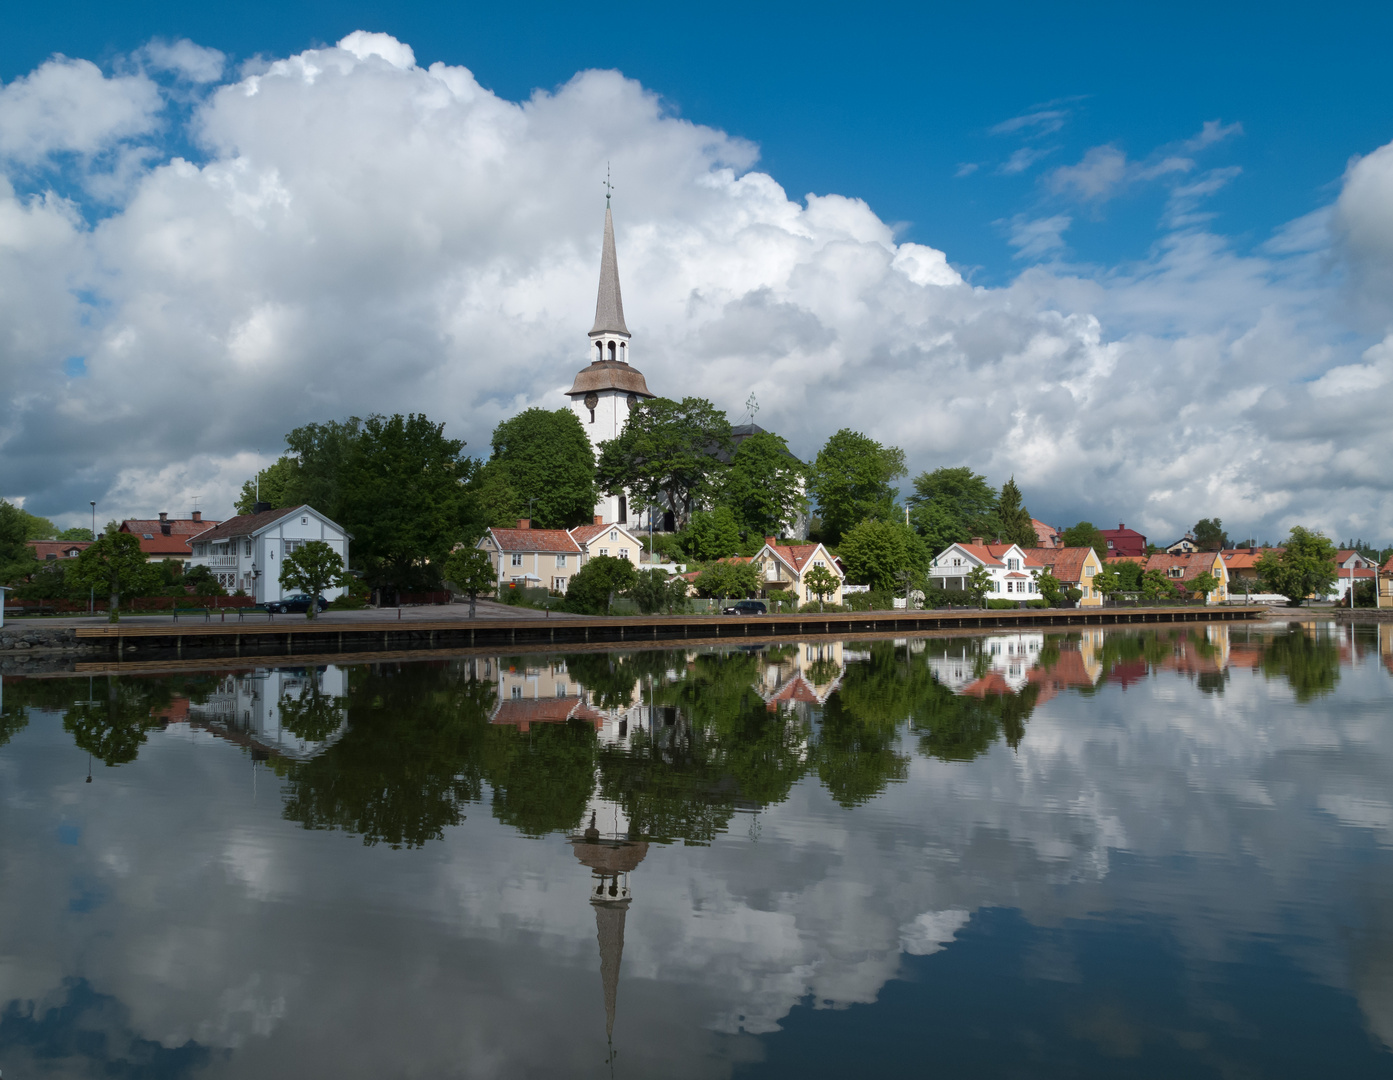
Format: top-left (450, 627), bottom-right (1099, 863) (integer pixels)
top-left (253, 501), bottom-right (272, 514)
top-left (1118, 523), bottom-right (1125, 530)
top-left (594, 515), bottom-right (603, 526)
top-left (192, 511), bottom-right (202, 523)
top-left (765, 536), bottom-right (776, 547)
top-left (158, 511), bottom-right (168, 523)
top-left (517, 518), bottom-right (531, 530)
top-left (971, 537), bottom-right (983, 546)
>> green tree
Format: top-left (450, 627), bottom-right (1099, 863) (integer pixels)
top-left (181, 564), bottom-right (228, 597)
top-left (562, 554), bottom-right (638, 615)
top-left (1189, 570), bottom-right (1220, 601)
top-left (693, 559), bottom-right (759, 600)
top-left (965, 565), bottom-right (993, 607)
top-left (995, 477), bottom-right (1037, 547)
top-left (235, 455), bottom-right (299, 514)
top-left (683, 507), bottom-right (743, 561)
top-left (806, 429), bottom-right (907, 543)
top-left (1256, 527), bottom-right (1338, 606)
top-left (442, 547), bottom-right (495, 618)
top-left (56, 526), bottom-right (94, 542)
top-left (484, 408), bottom-right (596, 528)
top-left (1141, 568), bottom-right (1179, 600)
top-left (1061, 521), bottom-right (1110, 558)
top-left (803, 564), bottom-right (840, 611)
top-left (1035, 570), bottom-right (1064, 607)
top-left (1193, 518), bottom-right (1229, 551)
top-left (279, 540), bottom-right (348, 619)
top-left (1260, 629), bottom-right (1340, 702)
top-left (906, 466), bottom-right (998, 554)
top-left (277, 682), bottom-right (348, 743)
top-left (1090, 563), bottom-right (1122, 599)
top-left (629, 568), bottom-right (689, 614)
top-left (838, 519), bottom-right (930, 592)
top-left (465, 459), bottom-right (526, 529)
top-left (594, 396), bottom-right (732, 529)
top-left (66, 527), bottom-right (158, 622)
top-left (721, 431), bottom-right (807, 538)
top-left (1113, 559), bottom-right (1144, 591)
top-left (0, 500), bottom-right (39, 585)
top-left (62, 677), bottom-right (173, 766)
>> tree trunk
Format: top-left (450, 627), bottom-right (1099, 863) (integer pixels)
top-left (108, 588), bottom-right (120, 623)
top-left (468, 592), bottom-right (477, 619)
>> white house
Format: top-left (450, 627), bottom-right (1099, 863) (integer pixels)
top-left (186, 505), bottom-right (351, 603)
top-left (928, 540), bottom-right (1042, 599)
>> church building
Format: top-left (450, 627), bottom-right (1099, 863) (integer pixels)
top-left (565, 202), bottom-right (655, 526)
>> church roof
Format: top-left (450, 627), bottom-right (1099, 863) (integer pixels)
top-left (590, 206), bottom-right (629, 337)
top-left (565, 359), bottom-right (654, 397)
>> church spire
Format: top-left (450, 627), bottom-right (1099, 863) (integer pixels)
top-left (590, 205), bottom-right (630, 338)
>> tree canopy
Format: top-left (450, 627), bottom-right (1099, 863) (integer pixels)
top-left (1193, 518), bottom-right (1229, 551)
top-left (995, 477), bottom-right (1037, 548)
top-left (66, 528), bottom-right (158, 622)
top-left (683, 507), bottom-right (744, 562)
top-left (278, 541), bottom-right (347, 618)
top-left (906, 467), bottom-right (998, 554)
top-left (1256, 527), bottom-right (1338, 606)
top-left (1061, 521), bottom-right (1110, 558)
top-left (807, 429), bottom-right (906, 543)
top-left (720, 431), bottom-right (807, 538)
top-left (562, 554), bottom-right (638, 614)
top-left (594, 397), bottom-right (732, 529)
top-left (477, 408), bottom-right (596, 529)
top-left (837, 519), bottom-right (930, 593)
top-left (0, 500), bottom-right (39, 585)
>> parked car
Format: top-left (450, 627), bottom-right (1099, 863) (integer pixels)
top-left (265, 594), bottom-right (328, 614)
top-left (722, 600), bottom-right (767, 616)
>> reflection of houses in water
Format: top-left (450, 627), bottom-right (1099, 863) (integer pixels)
top-left (757, 641), bottom-right (845, 710)
top-left (569, 812), bottom-right (649, 1052)
top-left (927, 634), bottom-right (1044, 695)
top-left (187, 666), bottom-right (349, 760)
top-left (487, 657), bottom-right (647, 746)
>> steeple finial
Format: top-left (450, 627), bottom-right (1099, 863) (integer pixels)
top-left (590, 200), bottom-right (629, 337)
top-left (604, 162), bottom-right (613, 208)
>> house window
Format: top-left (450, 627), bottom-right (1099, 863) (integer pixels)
top-left (610, 530), bottom-right (618, 541)
top-left (45, 552), bottom-right (57, 560)
top-left (589, 408), bottom-right (595, 423)
top-left (619, 548), bottom-right (629, 560)
top-left (244, 540), bottom-right (252, 556)
top-left (301, 516), bottom-right (308, 525)
top-left (511, 553), bottom-right (524, 567)
top-left (1107, 539), bottom-right (1114, 548)
top-left (1007, 581), bottom-right (1013, 593)
top-left (285, 540), bottom-right (304, 554)
top-left (557, 683), bottom-right (567, 697)
top-left (813, 559), bottom-right (825, 567)
top-left (556, 554), bottom-right (568, 567)
top-left (511, 685), bottom-right (522, 700)
top-left (599, 547), bottom-right (609, 557)
top-left (553, 576), bottom-right (567, 592)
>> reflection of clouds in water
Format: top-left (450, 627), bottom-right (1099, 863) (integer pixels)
top-left (0, 633), bottom-right (1390, 1072)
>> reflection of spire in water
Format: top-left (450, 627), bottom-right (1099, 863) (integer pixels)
top-left (571, 811), bottom-right (648, 1047)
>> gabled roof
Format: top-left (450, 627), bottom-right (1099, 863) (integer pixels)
top-left (1031, 519), bottom-right (1060, 547)
top-left (120, 517), bottom-right (217, 556)
top-left (27, 540), bottom-right (91, 559)
top-left (489, 695), bottom-right (604, 731)
top-left (486, 526), bottom-right (582, 554)
top-left (1143, 551), bottom-right (1224, 584)
top-left (942, 542), bottom-right (1022, 568)
top-left (1026, 546), bottom-right (1096, 583)
top-left (569, 522), bottom-right (641, 547)
top-left (761, 542), bottom-right (842, 579)
top-left (190, 506), bottom-right (315, 544)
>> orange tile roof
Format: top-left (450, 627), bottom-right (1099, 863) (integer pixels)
top-left (1143, 552), bottom-right (1224, 585)
top-left (569, 522), bottom-right (638, 546)
top-left (489, 695), bottom-right (603, 731)
top-left (121, 517), bottom-right (222, 556)
top-left (1031, 519), bottom-right (1060, 547)
top-left (488, 526), bottom-right (581, 554)
top-left (952, 543), bottom-right (1020, 568)
top-left (1384, 557), bottom-right (1393, 575)
top-left (1027, 546), bottom-right (1094, 583)
top-left (27, 540), bottom-right (92, 559)
top-left (1220, 547), bottom-right (1280, 569)
top-left (764, 543), bottom-right (839, 576)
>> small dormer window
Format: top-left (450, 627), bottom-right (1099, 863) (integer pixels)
top-left (301, 516), bottom-right (308, 525)
top-left (610, 530), bottom-right (617, 541)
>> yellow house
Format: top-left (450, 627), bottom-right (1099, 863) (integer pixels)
top-left (1142, 551), bottom-right (1229, 604)
top-left (1026, 546), bottom-right (1105, 606)
top-left (476, 517), bottom-right (645, 594)
top-left (1379, 557), bottom-right (1392, 608)
top-left (751, 539), bottom-right (845, 606)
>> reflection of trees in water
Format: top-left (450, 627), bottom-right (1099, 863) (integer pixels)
top-left (1261, 631), bottom-right (1341, 703)
top-left (911, 683), bottom-right (1039, 762)
top-left (276, 680), bottom-right (347, 743)
top-left (60, 675), bottom-right (218, 767)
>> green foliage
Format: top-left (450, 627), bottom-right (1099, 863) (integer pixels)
top-left (806, 429), bottom-right (907, 543)
top-left (1090, 564), bottom-right (1122, 598)
top-left (1193, 518), bottom-right (1229, 551)
top-left (1352, 579), bottom-right (1377, 607)
top-left (987, 599), bottom-right (1021, 609)
top-left (9, 506), bottom-right (59, 540)
top-left (66, 528), bottom-right (159, 621)
top-left (803, 563), bottom-right (840, 609)
top-left (720, 431), bottom-right (807, 538)
top-left (837, 519), bottom-right (929, 592)
top-left (279, 540), bottom-right (348, 619)
top-left (1189, 570), bottom-right (1220, 599)
top-left (1256, 527), bottom-right (1338, 606)
top-left (326, 595), bottom-right (369, 610)
top-left (1260, 629), bottom-right (1341, 702)
top-left (683, 506), bottom-right (743, 561)
top-left (1141, 569), bottom-right (1180, 600)
top-left (906, 466), bottom-right (999, 553)
top-left (181, 564), bottom-right (227, 597)
top-left (442, 547), bottom-right (495, 616)
top-left (562, 554), bottom-right (638, 614)
top-left (965, 565), bottom-right (993, 606)
top-left (995, 476), bottom-right (1037, 547)
top-left (56, 526), bottom-right (94, 542)
top-left (692, 559), bottom-right (759, 600)
top-left (629, 568), bottom-right (689, 614)
top-left (482, 408), bottom-right (596, 528)
top-left (277, 683), bottom-right (348, 743)
top-left (62, 676), bottom-right (177, 766)
top-left (646, 531), bottom-right (686, 561)
top-left (1035, 570), bottom-right (1063, 607)
top-left (1061, 521), bottom-right (1110, 558)
top-left (0, 500), bottom-right (40, 585)
top-left (764, 587), bottom-right (797, 611)
top-left (594, 396), bottom-right (732, 528)
top-left (236, 455), bottom-right (299, 514)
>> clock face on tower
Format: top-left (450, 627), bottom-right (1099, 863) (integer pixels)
top-left (627, 393), bottom-right (638, 408)
top-left (584, 392), bottom-right (599, 411)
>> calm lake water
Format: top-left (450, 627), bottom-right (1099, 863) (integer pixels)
top-left (2, 622), bottom-right (1392, 1078)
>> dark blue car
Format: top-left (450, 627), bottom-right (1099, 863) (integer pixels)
top-left (265, 594), bottom-right (328, 614)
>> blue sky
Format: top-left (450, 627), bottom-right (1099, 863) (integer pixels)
top-left (2, 3), bottom-right (1393, 541)
top-left (5, 0), bottom-right (1388, 283)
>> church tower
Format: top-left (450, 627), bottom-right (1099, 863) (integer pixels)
top-left (565, 200), bottom-right (654, 525)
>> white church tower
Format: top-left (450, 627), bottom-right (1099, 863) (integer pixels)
top-left (565, 200), bottom-right (654, 525)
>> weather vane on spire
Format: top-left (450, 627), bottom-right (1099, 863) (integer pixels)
top-left (604, 162), bottom-right (614, 207)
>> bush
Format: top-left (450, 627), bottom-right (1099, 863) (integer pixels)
top-left (842, 589), bottom-right (897, 611)
top-left (647, 532), bottom-right (686, 561)
top-left (327, 595), bottom-right (369, 610)
top-left (987, 599), bottom-right (1020, 609)
top-left (798, 601), bottom-right (847, 613)
top-left (1353, 580), bottom-right (1377, 608)
top-left (1026, 598), bottom-right (1049, 609)
top-left (926, 588), bottom-right (975, 608)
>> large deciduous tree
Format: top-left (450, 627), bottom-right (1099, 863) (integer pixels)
top-left (692, 560), bottom-right (758, 601)
top-left (595, 397), bottom-right (732, 529)
top-left (278, 540), bottom-right (348, 619)
top-left (906, 466), bottom-right (998, 554)
top-left (1256, 527), bottom-right (1338, 606)
top-left (442, 547), bottom-right (496, 618)
top-left (683, 507), bottom-right (744, 562)
top-left (1193, 518), bottom-right (1229, 552)
top-left (66, 527), bottom-right (158, 622)
top-left (562, 555), bottom-right (638, 615)
top-left (837, 519), bottom-right (930, 593)
top-left (807, 429), bottom-right (906, 544)
top-left (482, 408), bottom-right (596, 529)
top-left (721, 431), bottom-right (807, 539)
top-left (0, 500), bottom-right (39, 585)
top-left (1060, 521), bottom-right (1110, 558)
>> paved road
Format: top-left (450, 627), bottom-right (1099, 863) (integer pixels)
top-left (5, 599), bottom-right (586, 630)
